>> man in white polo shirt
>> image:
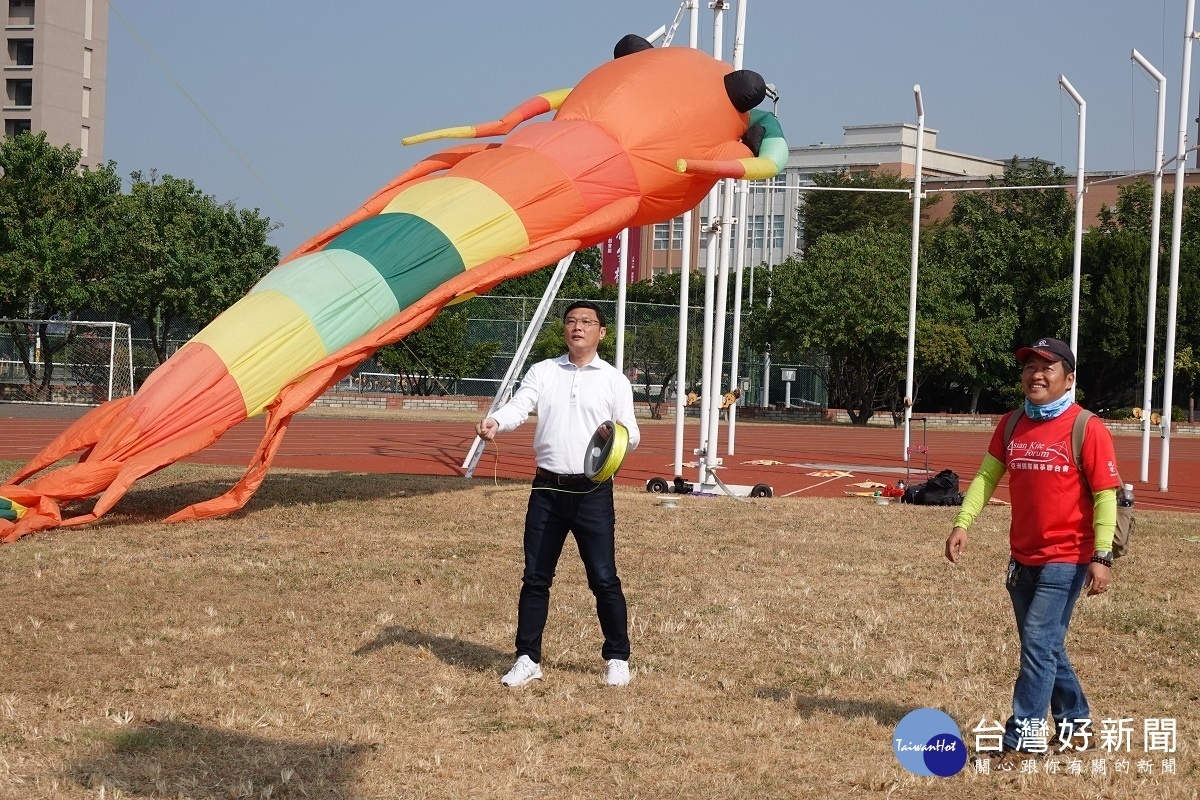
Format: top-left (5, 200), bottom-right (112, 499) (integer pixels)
top-left (476, 300), bottom-right (641, 688)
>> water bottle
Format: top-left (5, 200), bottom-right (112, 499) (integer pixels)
top-left (1119, 483), bottom-right (1134, 508)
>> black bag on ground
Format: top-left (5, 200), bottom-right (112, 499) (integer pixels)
top-left (901, 469), bottom-right (963, 506)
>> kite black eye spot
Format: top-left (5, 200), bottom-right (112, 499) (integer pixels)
top-left (614, 34), bottom-right (654, 59)
top-left (725, 70), bottom-right (767, 113)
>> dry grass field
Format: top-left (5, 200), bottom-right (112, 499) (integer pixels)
top-left (0, 460), bottom-right (1197, 799)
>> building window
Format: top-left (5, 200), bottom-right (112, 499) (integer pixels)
top-left (83, 47), bottom-right (92, 79)
top-left (769, 214), bottom-right (785, 249)
top-left (80, 125), bottom-right (89, 156)
top-left (795, 212), bottom-right (805, 251)
top-left (7, 1), bottom-right (35, 26)
top-left (10, 39), bottom-right (34, 67)
top-left (6, 77), bottom-right (32, 107)
top-left (81, 86), bottom-right (90, 117)
top-left (84, 0), bottom-right (94, 40)
top-left (4, 118), bottom-right (31, 137)
top-left (748, 214), bottom-right (765, 248)
top-left (653, 221), bottom-right (670, 250)
top-left (654, 217), bottom-right (686, 250)
top-left (750, 173), bottom-right (786, 195)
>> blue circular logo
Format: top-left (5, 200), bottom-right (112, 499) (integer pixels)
top-left (893, 708), bottom-right (968, 777)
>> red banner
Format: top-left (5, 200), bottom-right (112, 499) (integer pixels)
top-left (600, 227), bottom-right (641, 286)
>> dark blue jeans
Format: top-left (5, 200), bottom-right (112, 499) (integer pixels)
top-left (1004, 560), bottom-right (1090, 750)
top-left (515, 477), bottom-right (629, 663)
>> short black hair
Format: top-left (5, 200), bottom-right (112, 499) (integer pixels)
top-left (563, 300), bottom-right (606, 328)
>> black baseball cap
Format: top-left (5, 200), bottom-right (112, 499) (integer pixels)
top-left (1015, 337), bottom-right (1076, 373)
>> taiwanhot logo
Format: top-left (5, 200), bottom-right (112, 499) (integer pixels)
top-left (892, 708), bottom-right (968, 777)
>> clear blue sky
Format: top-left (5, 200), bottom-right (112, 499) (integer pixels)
top-left (105, 0), bottom-right (1194, 257)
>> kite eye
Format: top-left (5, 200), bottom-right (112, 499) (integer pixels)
top-left (614, 34), bottom-right (654, 59)
top-left (724, 70), bottom-right (767, 112)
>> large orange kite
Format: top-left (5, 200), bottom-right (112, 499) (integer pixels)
top-left (0, 34), bottom-right (788, 542)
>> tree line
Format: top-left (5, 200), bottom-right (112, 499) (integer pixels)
top-left (746, 160), bottom-right (1200, 424)
top-left (0, 133), bottom-right (278, 396)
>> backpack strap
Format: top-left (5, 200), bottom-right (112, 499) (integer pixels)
top-left (1073, 409), bottom-right (1094, 493)
top-left (1002, 410), bottom-right (1021, 452)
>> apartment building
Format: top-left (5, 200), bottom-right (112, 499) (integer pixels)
top-left (641, 123), bottom-right (1005, 279)
top-left (3, 0), bottom-right (107, 168)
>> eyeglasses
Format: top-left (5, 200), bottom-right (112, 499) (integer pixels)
top-left (564, 317), bottom-right (601, 329)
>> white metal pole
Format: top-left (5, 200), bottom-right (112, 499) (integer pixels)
top-left (723, 0), bottom-right (750, 456)
top-left (1160, 0), bottom-right (1196, 492)
top-left (671, 0), bottom-right (701, 479)
top-left (1132, 49), bottom-right (1167, 485)
top-left (696, 0), bottom-right (726, 485)
top-left (107, 321), bottom-right (117, 401)
top-left (902, 85), bottom-right (924, 464)
top-left (728, 178), bottom-right (749, 454)
top-left (1058, 74), bottom-right (1086, 380)
top-left (615, 227), bottom-right (629, 371)
top-left (703, 0), bottom-right (746, 480)
top-left (126, 323), bottom-right (134, 395)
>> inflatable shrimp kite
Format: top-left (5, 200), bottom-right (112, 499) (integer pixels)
top-left (0, 34), bottom-right (788, 542)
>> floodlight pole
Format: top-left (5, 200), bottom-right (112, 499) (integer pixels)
top-left (615, 227), bottom-right (629, 370)
top-left (1131, 49), bottom-right (1167, 485)
top-left (1058, 74), bottom-right (1086, 379)
top-left (1160, 0), bottom-right (1197, 492)
top-left (695, 0), bottom-right (729, 486)
top-left (671, 0), bottom-right (700, 479)
top-left (902, 85), bottom-right (924, 464)
top-left (723, 0), bottom-right (751, 456)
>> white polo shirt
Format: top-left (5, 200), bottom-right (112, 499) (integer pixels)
top-left (490, 354), bottom-right (641, 475)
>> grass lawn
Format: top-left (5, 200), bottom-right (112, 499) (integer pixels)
top-left (0, 461), bottom-right (1196, 798)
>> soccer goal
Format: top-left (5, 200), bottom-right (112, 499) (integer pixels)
top-left (0, 319), bottom-right (135, 405)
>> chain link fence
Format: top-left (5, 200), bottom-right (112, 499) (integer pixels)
top-left (3, 301), bottom-right (829, 410)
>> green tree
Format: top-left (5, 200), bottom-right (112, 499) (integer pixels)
top-left (626, 318), bottom-right (682, 419)
top-left (0, 132), bottom-right (122, 398)
top-left (376, 306), bottom-right (499, 395)
top-left (748, 228), bottom-right (969, 425)
top-left (489, 246), bottom-right (603, 299)
top-left (797, 169), bottom-right (925, 253)
top-left (923, 158), bottom-right (1073, 410)
top-left (105, 171), bottom-right (279, 364)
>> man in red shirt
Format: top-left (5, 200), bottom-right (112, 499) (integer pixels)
top-left (945, 337), bottom-right (1120, 765)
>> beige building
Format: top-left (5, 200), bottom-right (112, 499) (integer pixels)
top-left (3, 0), bottom-right (107, 168)
top-left (643, 123), bottom-right (1005, 279)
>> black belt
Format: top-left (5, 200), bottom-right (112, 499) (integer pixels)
top-left (535, 467), bottom-right (594, 486)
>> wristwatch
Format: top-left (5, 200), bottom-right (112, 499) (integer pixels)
top-left (1091, 550), bottom-right (1113, 567)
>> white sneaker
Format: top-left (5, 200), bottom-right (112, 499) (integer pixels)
top-left (501, 655), bottom-right (542, 687)
top-left (605, 658), bottom-right (631, 687)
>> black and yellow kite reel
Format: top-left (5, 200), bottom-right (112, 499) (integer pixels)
top-left (583, 420), bottom-right (629, 483)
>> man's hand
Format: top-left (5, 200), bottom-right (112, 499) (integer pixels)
top-left (945, 526), bottom-right (968, 564)
top-left (476, 417), bottom-right (499, 441)
top-left (1084, 562), bottom-right (1112, 596)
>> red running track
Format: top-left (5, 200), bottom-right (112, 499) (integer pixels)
top-left (1, 408), bottom-right (1198, 513)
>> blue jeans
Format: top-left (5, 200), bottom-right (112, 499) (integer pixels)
top-left (515, 477), bottom-right (629, 663)
top-left (1004, 560), bottom-right (1089, 750)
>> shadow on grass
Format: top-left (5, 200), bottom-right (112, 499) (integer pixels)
top-left (354, 626), bottom-right (510, 672)
top-left (79, 469), bottom-right (487, 523)
top-left (66, 720), bottom-right (368, 798)
top-left (754, 688), bottom-right (912, 727)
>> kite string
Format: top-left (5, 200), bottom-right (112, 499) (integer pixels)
top-left (108, 1), bottom-right (307, 239)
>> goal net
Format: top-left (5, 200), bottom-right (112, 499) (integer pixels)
top-left (0, 319), bottom-right (135, 405)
